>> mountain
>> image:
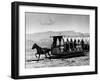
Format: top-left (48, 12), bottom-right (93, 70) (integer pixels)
top-left (26, 31), bottom-right (89, 48)
top-left (26, 31), bottom-right (89, 41)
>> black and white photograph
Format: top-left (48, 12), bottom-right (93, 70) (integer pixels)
top-left (25, 13), bottom-right (90, 68)
top-left (11, 2), bottom-right (97, 79)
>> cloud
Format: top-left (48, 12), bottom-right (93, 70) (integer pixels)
top-left (39, 16), bottom-right (55, 25)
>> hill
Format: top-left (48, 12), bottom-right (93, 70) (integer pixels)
top-left (26, 31), bottom-right (89, 48)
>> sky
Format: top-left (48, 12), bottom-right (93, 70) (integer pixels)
top-left (25, 12), bottom-right (89, 34)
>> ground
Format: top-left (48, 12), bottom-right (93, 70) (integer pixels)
top-left (25, 49), bottom-right (89, 68)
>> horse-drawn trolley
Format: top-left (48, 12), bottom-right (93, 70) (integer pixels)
top-left (32, 33), bottom-right (89, 60)
top-left (50, 34), bottom-right (89, 58)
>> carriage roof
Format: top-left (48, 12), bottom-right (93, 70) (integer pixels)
top-left (50, 35), bottom-right (64, 38)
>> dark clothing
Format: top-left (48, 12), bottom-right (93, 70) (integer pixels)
top-left (81, 39), bottom-right (84, 50)
top-left (69, 39), bottom-right (74, 51)
top-left (73, 40), bottom-right (77, 49)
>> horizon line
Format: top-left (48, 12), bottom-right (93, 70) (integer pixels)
top-left (26, 30), bottom-right (89, 34)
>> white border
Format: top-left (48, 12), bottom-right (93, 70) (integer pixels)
top-left (19, 5), bottom-right (95, 76)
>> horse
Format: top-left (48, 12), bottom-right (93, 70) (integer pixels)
top-left (32, 43), bottom-right (51, 60)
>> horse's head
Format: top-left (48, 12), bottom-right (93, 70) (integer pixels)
top-left (32, 43), bottom-right (38, 50)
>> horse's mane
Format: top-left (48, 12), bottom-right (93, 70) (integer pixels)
top-left (34, 43), bottom-right (41, 49)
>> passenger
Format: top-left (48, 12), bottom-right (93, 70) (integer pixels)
top-left (66, 39), bottom-right (70, 52)
top-left (77, 39), bottom-right (81, 51)
top-left (69, 39), bottom-right (73, 51)
top-left (63, 39), bottom-right (68, 52)
top-left (73, 39), bottom-right (77, 51)
top-left (81, 39), bottom-right (84, 51)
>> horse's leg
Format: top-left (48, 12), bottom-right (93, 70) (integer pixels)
top-left (38, 54), bottom-right (40, 60)
top-left (48, 53), bottom-right (51, 57)
top-left (45, 53), bottom-right (48, 58)
top-left (47, 51), bottom-right (51, 57)
top-left (35, 53), bottom-right (37, 58)
top-left (47, 52), bottom-right (52, 60)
